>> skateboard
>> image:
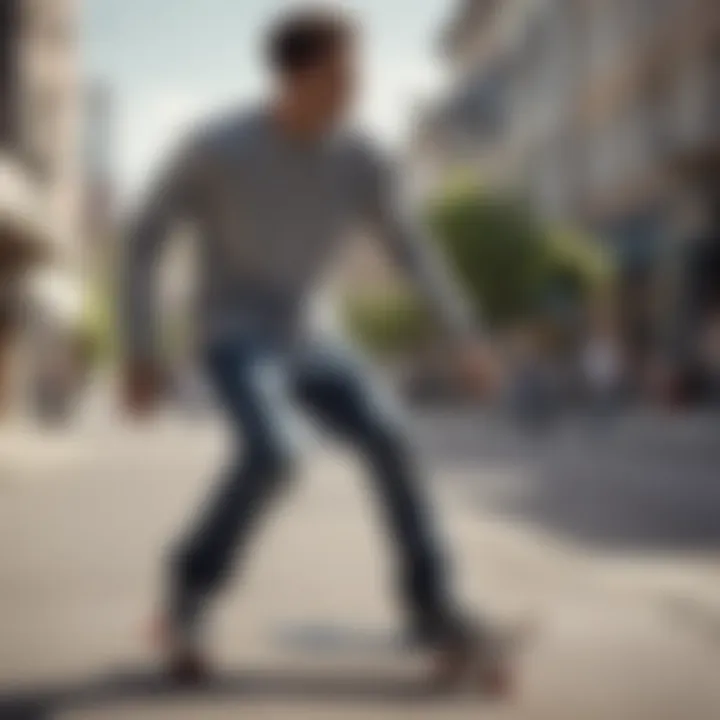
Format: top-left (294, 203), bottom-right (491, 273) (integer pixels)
top-left (155, 616), bottom-right (536, 698)
top-left (430, 620), bottom-right (534, 696)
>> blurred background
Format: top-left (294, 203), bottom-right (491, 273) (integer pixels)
top-left (0, 1), bottom-right (719, 718)
top-left (1, 0), bottom-right (719, 421)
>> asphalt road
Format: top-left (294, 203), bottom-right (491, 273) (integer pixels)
top-left (414, 409), bottom-right (720, 551)
top-left (0, 407), bottom-right (718, 719)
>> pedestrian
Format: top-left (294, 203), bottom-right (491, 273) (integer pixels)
top-left (121, 6), bottom-right (506, 689)
top-left (582, 305), bottom-right (624, 423)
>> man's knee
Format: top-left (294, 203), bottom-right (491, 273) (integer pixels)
top-left (362, 415), bottom-right (414, 464)
top-left (243, 436), bottom-right (299, 486)
top-left (172, 542), bottom-right (216, 594)
top-left (356, 386), bottom-right (413, 454)
top-left (217, 425), bottom-right (302, 511)
top-left (172, 440), bottom-right (299, 592)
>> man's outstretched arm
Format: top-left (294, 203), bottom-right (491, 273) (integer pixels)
top-left (120, 138), bottom-right (200, 413)
top-left (362, 148), bottom-right (476, 340)
top-left (361, 147), bottom-right (496, 392)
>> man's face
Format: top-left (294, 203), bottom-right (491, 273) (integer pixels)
top-left (288, 39), bottom-right (358, 129)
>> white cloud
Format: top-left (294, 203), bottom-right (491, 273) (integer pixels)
top-left (119, 59), bottom-right (446, 203)
top-left (117, 87), bottom-right (233, 204)
top-left (360, 55), bottom-right (447, 145)
top-left (110, 0), bottom-right (450, 202)
top-left (116, 79), bottom-right (269, 208)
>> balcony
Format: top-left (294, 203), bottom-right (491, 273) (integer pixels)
top-left (575, 0), bottom-right (719, 131)
top-left (0, 153), bottom-right (53, 275)
top-left (440, 0), bottom-right (503, 69)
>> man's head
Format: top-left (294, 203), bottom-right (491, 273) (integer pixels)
top-left (266, 6), bottom-right (358, 134)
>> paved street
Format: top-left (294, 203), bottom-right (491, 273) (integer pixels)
top-left (0, 407), bottom-right (719, 719)
top-left (416, 409), bottom-right (720, 550)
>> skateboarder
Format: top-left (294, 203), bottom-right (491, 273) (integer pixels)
top-left (121, 6), bottom-right (504, 689)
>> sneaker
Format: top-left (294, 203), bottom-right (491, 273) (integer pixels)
top-left (150, 613), bottom-right (211, 686)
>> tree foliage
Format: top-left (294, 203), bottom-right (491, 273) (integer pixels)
top-left (345, 183), bottom-right (614, 355)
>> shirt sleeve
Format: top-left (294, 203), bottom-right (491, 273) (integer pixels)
top-left (360, 145), bottom-right (476, 344)
top-left (119, 136), bottom-right (203, 363)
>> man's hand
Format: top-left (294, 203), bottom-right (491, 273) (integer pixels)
top-left (122, 359), bottom-right (164, 418)
top-left (454, 341), bottom-right (501, 399)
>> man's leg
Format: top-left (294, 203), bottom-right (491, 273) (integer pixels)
top-left (169, 337), bottom-right (299, 645)
top-left (293, 343), bottom-right (455, 633)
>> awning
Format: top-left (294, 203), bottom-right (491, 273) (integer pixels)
top-left (26, 268), bottom-right (85, 325)
top-left (0, 153), bottom-right (55, 271)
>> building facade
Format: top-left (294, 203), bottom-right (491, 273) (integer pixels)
top-left (83, 81), bottom-right (116, 264)
top-left (0, 0), bottom-right (84, 418)
top-left (424, 0), bottom-right (720, 369)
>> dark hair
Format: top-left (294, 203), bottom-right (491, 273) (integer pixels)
top-left (266, 7), bottom-right (354, 74)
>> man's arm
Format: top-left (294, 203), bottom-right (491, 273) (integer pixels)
top-left (361, 147), bottom-right (476, 345)
top-left (119, 136), bottom-right (201, 412)
top-left (360, 145), bottom-right (498, 394)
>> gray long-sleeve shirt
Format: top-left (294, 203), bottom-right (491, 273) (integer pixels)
top-left (122, 109), bottom-right (474, 361)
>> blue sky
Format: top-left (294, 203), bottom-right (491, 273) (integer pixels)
top-left (83, 0), bottom-right (452, 201)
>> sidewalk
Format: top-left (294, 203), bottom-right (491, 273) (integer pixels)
top-left (425, 460), bottom-right (720, 641)
top-left (0, 420), bottom-right (719, 719)
top-left (0, 422), bottom-right (90, 479)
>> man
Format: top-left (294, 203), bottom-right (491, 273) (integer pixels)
top-left (122, 6), bottom-right (502, 687)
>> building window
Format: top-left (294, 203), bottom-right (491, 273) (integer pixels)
top-left (23, 83), bottom-right (64, 182)
top-left (26, 0), bottom-right (74, 50)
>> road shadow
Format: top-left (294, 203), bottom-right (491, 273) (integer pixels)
top-left (0, 665), bottom-right (481, 719)
top-left (416, 413), bottom-right (720, 552)
top-left (271, 622), bottom-right (406, 657)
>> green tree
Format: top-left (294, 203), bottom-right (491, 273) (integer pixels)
top-left (344, 183), bottom-right (614, 356)
top-left (343, 288), bottom-right (432, 358)
top-left (427, 188), bottom-right (550, 326)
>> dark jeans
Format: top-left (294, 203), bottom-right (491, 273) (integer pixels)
top-left (171, 332), bottom-right (450, 634)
